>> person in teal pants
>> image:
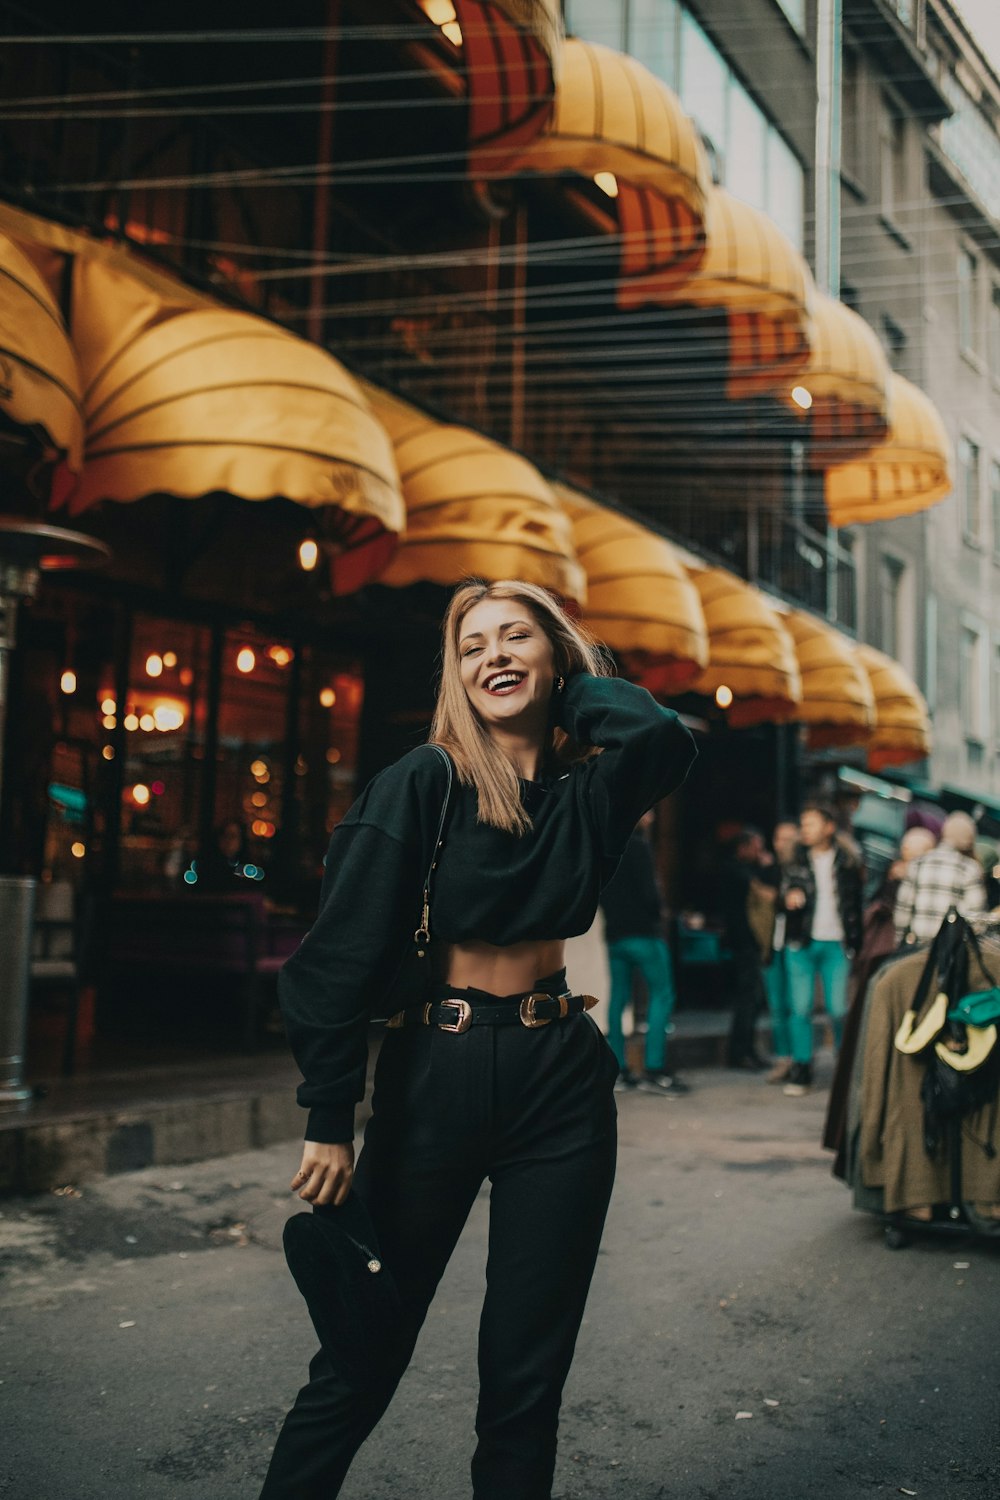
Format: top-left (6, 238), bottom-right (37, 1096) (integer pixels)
top-left (600, 812), bottom-right (687, 1096)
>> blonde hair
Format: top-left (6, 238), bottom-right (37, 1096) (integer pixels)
top-left (430, 579), bottom-right (611, 835)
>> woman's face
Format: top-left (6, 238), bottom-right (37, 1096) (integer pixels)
top-left (457, 596), bottom-right (557, 733)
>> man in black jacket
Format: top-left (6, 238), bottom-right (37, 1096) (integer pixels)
top-left (780, 801), bottom-right (863, 1096)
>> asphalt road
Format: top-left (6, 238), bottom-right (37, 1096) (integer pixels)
top-left (1, 1061), bottom-right (998, 1500)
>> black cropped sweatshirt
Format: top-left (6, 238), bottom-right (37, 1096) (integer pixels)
top-left (278, 673), bottom-right (697, 1142)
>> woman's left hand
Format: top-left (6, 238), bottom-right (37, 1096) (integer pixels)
top-left (291, 1140), bottom-right (355, 1206)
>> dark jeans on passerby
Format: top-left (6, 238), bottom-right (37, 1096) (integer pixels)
top-left (260, 984), bottom-right (618, 1500)
top-left (727, 946), bottom-right (765, 1064)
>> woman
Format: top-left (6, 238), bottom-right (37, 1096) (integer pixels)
top-left (260, 579), bottom-right (696, 1499)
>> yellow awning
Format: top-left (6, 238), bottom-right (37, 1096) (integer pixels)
top-left (622, 187), bottom-right (814, 398)
top-left (785, 611), bottom-right (875, 749)
top-left (446, 1), bottom-right (563, 175)
top-left (688, 567), bottom-right (802, 726)
top-left (789, 292), bottom-right (891, 465)
top-left (492, 38), bottom-right (710, 290)
top-left (0, 233), bottom-right (83, 505)
top-left (68, 259), bottom-right (404, 592)
top-left (824, 373), bottom-right (952, 527)
top-left (371, 390), bottom-right (586, 603)
top-left (856, 645), bottom-right (931, 770)
top-left (556, 484), bottom-right (707, 691)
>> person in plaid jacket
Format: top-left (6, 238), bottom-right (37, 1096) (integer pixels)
top-left (893, 811), bottom-right (986, 944)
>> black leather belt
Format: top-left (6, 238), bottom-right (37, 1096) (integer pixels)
top-left (385, 992), bottom-right (598, 1033)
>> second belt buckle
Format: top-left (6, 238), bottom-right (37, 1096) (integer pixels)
top-left (437, 998), bottom-right (473, 1033)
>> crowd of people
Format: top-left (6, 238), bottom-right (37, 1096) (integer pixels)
top-left (603, 799), bottom-right (998, 1101)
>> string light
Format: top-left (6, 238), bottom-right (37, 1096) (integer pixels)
top-left (145, 654), bottom-right (164, 677)
top-left (162, 651), bottom-right (178, 669)
top-left (60, 669), bottom-right (77, 695)
top-left (124, 713), bottom-right (140, 731)
top-left (298, 538), bottom-right (319, 571)
top-left (594, 172), bottom-right (619, 198)
top-left (132, 783), bottom-right (151, 805)
top-left (236, 647), bottom-right (256, 673)
top-left (715, 685), bottom-right (734, 708)
top-left (319, 687), bottom-right (336, 707)
top-left (71, 841), bottom-right (86, 858)
top-left (100, 697), bottom-right (116, 715)
top-left (139, 712), bottom-right (155, 731)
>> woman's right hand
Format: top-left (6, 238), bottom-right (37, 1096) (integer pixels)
top-left (291, 1140), bottom-right (355, 1206)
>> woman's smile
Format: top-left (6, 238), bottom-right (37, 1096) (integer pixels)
top-left (481, 670), bottom-right (527, 696)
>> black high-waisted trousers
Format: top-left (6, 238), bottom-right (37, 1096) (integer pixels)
top-left (260, 973), bottom-right (618, 1500)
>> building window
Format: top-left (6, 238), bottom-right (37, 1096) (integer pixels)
top-left (842, 50), bottom-right (860, 180)
top-left (992, 459), bottom-right (1000, 561)
top-left (772, 0), bottom-right (806, 35)
top-left (994, 643), bottom-right (1000, 747)
top-left (960, 625), bottom-right (986, 744)
top-left (990, 287), bottom-right (1000, 383)
top-left (958, 247), bottom-right (978, 355)
top-left (959, 434), bottom-right (981, 542)
top-left (879, 554), bottom-right (905, 660)
top-left (563, 0), bottom-right (626, 49)
top-left (882, 314), bottom-right (907, 371)
top-left (627, 0), bottom-right (680, 87)
top-left (879, 95), bottom-right (906, 218)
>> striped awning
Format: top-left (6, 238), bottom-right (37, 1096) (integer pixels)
top-left (622, 187), bottom-right (814, 399)
top-left (372, 390), bottom-right (586, 603)
top-left (688, 567), bottom-right (802, 726)
top-left (856, 645), bottom-right (932, 771)
top-left (0, 234), bottom-right (83, 505)
top-left (491, 38), bottom-right (710, 291)
top-left (824, 373), bottom-right (952, 527)
top-left (556, 485), bottom-right (708, 691)
top-left (789, 293), bottom-right (891, 466)
top-left (785, 611), bottom-right (875, 749)
top-left (67, 258), bottom-right (404, 593)
top-left (445, 1), bottom-right (563, 175)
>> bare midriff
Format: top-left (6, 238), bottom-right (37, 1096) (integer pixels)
top-left (442, 938), bottom-right (567, 996)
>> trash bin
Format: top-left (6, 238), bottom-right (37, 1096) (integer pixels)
top-left (0, 874), bottom-right (36, 1107)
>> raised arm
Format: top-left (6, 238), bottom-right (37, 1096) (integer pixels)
top-left (556, 673), bottom-right (697, 853)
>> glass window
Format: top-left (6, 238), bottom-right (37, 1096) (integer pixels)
top-left (117, 615), bottom-right (213, 894)
top-left (727, 86), bottom-right (768, 214)
top-left (960, 626), bottom-right (985, 742)
top-left (989, 286), bottom-right (1000, 381)
top-left (842, 49), bottom-right (860, 180)
top-left (564, 0), bottom-right (625, 49)
top-left (628, 0), bottom-right (680, 88)
top-left (958, 247), bottom-right (978, 355)
top-left (959, 434), bottom-right (981, 541)
top-left (772, 0), bottom-right (805, 33)
top-left (679, 11), bottom-right (728, 162)
top-left (882, 314), bottom-right (907, 370)
top-left (766, 129), bottom-right (804, 249)
top-left (879, 554), bottom-right (904, 659)
top-left (880, 95), bottom-right (906, 217)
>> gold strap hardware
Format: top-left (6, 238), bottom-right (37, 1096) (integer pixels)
top-left (436, 998), bottom-right (473, 1033)
top-left (385, 1010), bottom-right (406, 1029)
top-left (519, 993), bottom-right (554, 1028)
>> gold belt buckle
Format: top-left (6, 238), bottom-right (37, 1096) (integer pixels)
top-left (519, 992), bottom-right (561, 1028)
top-left (437, 998), bottom-right (473, 1033)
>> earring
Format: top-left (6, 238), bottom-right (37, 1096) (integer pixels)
top-left (554, 674), bottom-right (566, 694)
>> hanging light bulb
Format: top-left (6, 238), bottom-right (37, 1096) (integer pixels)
top-left (298, 538), bottom-right (319, 572)
top-left (715, 685), bottom-right (734, 709)
top-left (319, 687), bottom-right (336, 708)
top-left (145, 654), bottom-right (164, 677)
top-left (594, 171), bottom-right (619, 198)
top-left (60, 669), bottom-right (77, 695)
top-left (791, 385), bottom-right (813, 411)
top-left (236, 647), bottom-right (256, 674)
top-left (162, 651), bottom-right (178, 669)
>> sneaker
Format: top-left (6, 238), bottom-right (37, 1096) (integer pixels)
top-left (613, 1069), bottom-right (640, 1093)
top-left (637, 1071), bottom-right (689, 1096)
top-left (767, 1057), bottom-right (794, 1085)
top-left (783, 1063), bottom-right (813, 1097)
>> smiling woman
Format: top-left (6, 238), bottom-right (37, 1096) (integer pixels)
top-left (262, 577), bottom-right (697, 1500)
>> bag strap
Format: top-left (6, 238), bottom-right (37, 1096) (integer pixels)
top-left (908, 907), bottom-right (966, 1022)
top-left (413, 745), bottom-right (453, 954)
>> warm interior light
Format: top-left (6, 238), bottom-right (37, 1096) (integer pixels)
top-left (102, 745), bottom-right (115, 761)
top-left (179, 667), bottom-right (194, 687)
top-left (151, 780), bottom-right (165, 796)
top-left (791, 385), bottom-right (813, 410)
top-left (162, 651), bottom-right (177, 669)
top-left (251, 790), bottom-right (268, 808)
top-left (71, 841), bottom-right (86, 859)
top-left (715, 685), bottom-right (734, 709)
top-left (152, 702), bottom-right (185, 732)
top-left (594, 171), bottom-right (619, 198)
top-left (132, 783), bottom-right (151, 806)
top-left (236, 647), bottom-right (256, 674)
top-left (124, 713), bottom-right (139, 732)
top-left (102, 714), bottom-right (117, 730)
top-left (298, 538), bottom-right (320, 572)
top-left (319, 687), bottom-right (336, 708)
top-left (326, 747), bottom-right (342, 764)
top-left (250, 758), bottom-right (270, 784)
top-left (145, 654), bottom-right (164, 678)
top-left (139, 713), bottom-right (155, 732)
top-left (101, 697), bottom-right (116, 715)
top-left (268, 645), bottom-right (294, 667)
top-left (60, 670), bottom-right (77, 695)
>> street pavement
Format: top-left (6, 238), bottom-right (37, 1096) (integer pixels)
top-left (1, 1058), bottom-right (998, 1500)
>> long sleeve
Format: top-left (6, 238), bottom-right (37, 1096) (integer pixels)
top-left (278, 821), bottom-right (424, 1143)
top-left (556, 673), bottom-right (697, 853)
top-left (960, 866), bottom-right (987, 922)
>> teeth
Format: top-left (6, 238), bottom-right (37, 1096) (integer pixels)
top-left (486, 673), bottom-right (523, 690)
